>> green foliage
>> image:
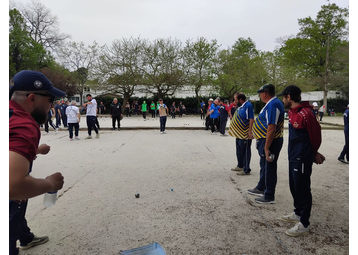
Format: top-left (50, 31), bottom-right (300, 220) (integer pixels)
top-left (9, 8), bottom-right (54, 78)
top-left (279, 2), bottom-right (349, 96)
top-left (321, 98), bottom-right (349, 113)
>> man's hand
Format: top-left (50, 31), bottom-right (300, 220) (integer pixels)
top-left (37, 144), bottom-right (50, 155)
top-left (265, 149), bottom-right (273, 162)
top-left (248, 132), bottom-right (254, 140)
top-left (45, 172), bottom-right (64, 191)
top-left (314, 152), bottom-right (325, 164)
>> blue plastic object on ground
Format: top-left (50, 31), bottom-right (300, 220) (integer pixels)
top-left (119, 243), bottom-right (165, 255)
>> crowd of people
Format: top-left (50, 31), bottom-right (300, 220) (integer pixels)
top-left (9, 70), bottom-right (348, 254)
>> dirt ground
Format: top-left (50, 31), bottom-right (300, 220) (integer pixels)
top-left (21, 116), bottom-right (349, 254)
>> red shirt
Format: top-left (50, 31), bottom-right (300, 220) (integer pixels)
top-left (288, 102), bottom-right (321, 161)
top-left (9, 100), bottom-right (40, 169)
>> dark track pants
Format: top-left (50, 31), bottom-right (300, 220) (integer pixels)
top-left (86, 116), bottom-right (98, 136)
top-left (112, 116), bottom-right (121, 129)
top-left (160, 116), bottom-right (167, 131)
top-left (68, 123), bottom-right (79, 138)
top-left (236, 138), bottom-right (252, 173)
top-left (9, 200), bottom-right (34, 255)
top-left (220, 119), bottom-right (227, 134)
top-left (339, 129), bottom-right (349, 161)
top-left (289, 161), bottom-right (313, 228)
top-left (255, 137), bottom-right (283, 200)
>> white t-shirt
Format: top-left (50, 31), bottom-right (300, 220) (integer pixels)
top-left (86, 99), bottom-right (97, 116)
top-left (66, 105), bottom-right (80, 123)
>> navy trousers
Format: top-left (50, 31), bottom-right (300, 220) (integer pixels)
top-left (86, 116), bottom-right (98, 136)
top-left (255, 137), bottom-right (284, 200)
top-left (289, 161), bottom-right (313, 228)
top-left (68, 123), bottom-right (79, 138)
top-left (160, 116), bottom-right (167, 131)
top-left (236, 138), bottom-right (252, 173)
top-left (9, 200), bottom-right (34, 255)
top-left (220, 119), bottom-right (227, 135)
top-left (339, 129), bottom-right (349, 161)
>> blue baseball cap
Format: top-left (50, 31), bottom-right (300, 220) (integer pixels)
top-left (10, 70), bottom-right (66, 98)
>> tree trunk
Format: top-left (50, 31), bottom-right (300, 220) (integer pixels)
top-left (323, 34), bottom-right (330, 114)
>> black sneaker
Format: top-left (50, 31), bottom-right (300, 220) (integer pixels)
top-left (237, 171), bottom-right (250, 175)
top-left (247, 188), bottom-right (264, 197)
top-left (255, 197), bottom-right (275, 204)
top-left (19, 235), bottom-right (49, 250)
top-left (338, 158), bottom-right (348, 164)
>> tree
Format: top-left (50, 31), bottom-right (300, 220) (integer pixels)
top-left (17, 0), bottom-right (70, 51)
top-left (40, 64), bottom-right (77, 97)
top-left (95, 37), bottom-right (144, 109)
top-left (211, 37), bottom-right (266, 101)
top-left (280, 2), bottom-right (349, 110)
top-left (57, 41), bottom-right (102, 104)
top-left (9, 8), bottom-right (53, 78)
top-left (183, 37), bottom-right (219, 104)
top-left (140, 38), bottom-right (187, 99)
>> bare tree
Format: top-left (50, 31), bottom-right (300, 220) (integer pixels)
top-left (57, 41), bottom-right (102, 104)
top-left (18, 0), bottom-right (70, 51)
top-left (94, 37), bottom-right (144, 108)
top-left (140, 38), bottom-right (188, 99)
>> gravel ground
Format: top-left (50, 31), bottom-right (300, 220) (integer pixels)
top-left (21, 121), bottom-right (349, 254)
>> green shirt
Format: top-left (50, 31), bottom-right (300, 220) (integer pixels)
top-left (142, 103), bottom-right (147, 112)
top-left (150, 103), bottom-right (155, 110)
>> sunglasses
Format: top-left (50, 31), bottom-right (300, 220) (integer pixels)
top-left (26, 93), bottom-right (55, 103)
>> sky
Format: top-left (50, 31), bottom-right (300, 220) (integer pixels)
top-left (8, 0), bottom-right (350, 52)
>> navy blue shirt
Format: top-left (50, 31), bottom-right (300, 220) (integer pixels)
top-left (343, 108), bottom-right (349, 130)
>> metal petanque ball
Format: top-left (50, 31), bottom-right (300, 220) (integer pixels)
top-left (135, 193), bottom-right (140, 198)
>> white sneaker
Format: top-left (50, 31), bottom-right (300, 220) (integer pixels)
top-left (43, 132), bottom-right (49, 135)
top-left (285, 222), bottom-right (309, 237)
top-left (281, 212), bottom-right (300, 223)
top-left (75, 137), bottom-right (80, 140)
top-left (160, 131), bottom-right (164, 134)
top-left (55, 128), bottom-right (58, 133)
top-left (96, 133), bottom-right (100, 138)
top-left (70, 138), bottom-right (73, 141)
top-left (85, 136), bottom-right (92, 139)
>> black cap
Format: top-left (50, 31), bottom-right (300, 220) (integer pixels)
top-left (257, 84), bottom-right (275, 94)
top-left (277, 85), bottom-right (301, 97)
top-left (10, 70), bottom-right (65, 98)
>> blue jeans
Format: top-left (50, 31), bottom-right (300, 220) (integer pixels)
top-left (86, 116), bottom-right (98, 136)
top-left (9, 200), bottom-right (34, 255)
top-left (160, 116), bottom-right (167, 131)
top-left (236, 138), bottom-right (252, 173)
top-left (255, 137), bottom-right (283, 200)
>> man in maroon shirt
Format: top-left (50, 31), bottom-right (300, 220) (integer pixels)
top-left (9, 70), bottom-right (65, 254)
top-left (278, 85), bottom-right (325, 237)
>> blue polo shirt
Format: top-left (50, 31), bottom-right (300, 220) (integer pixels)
top-left (253, 97), bottom-right (284, 139)
top-left (210, 103), bottom-right (220, 119)
top-left (229, 101), bottom-right (254, 139)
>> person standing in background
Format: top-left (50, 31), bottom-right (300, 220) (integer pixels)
top-left (83, 94), bottom-right (99, 139)
top-left (66, 100), bottom-right (80, 141)
top-left (338, 104), bottom-right (349, 164)
top-left (318, 105), bottom-right (325, 121)
top-left (142, 100), bottom-right (147, 120)
top-left (150, 101), bottom-right (156, 118)
top-left (158, 98), bottom-right (168, 134)
top-left (110, 98), bottom-right (122, 130)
